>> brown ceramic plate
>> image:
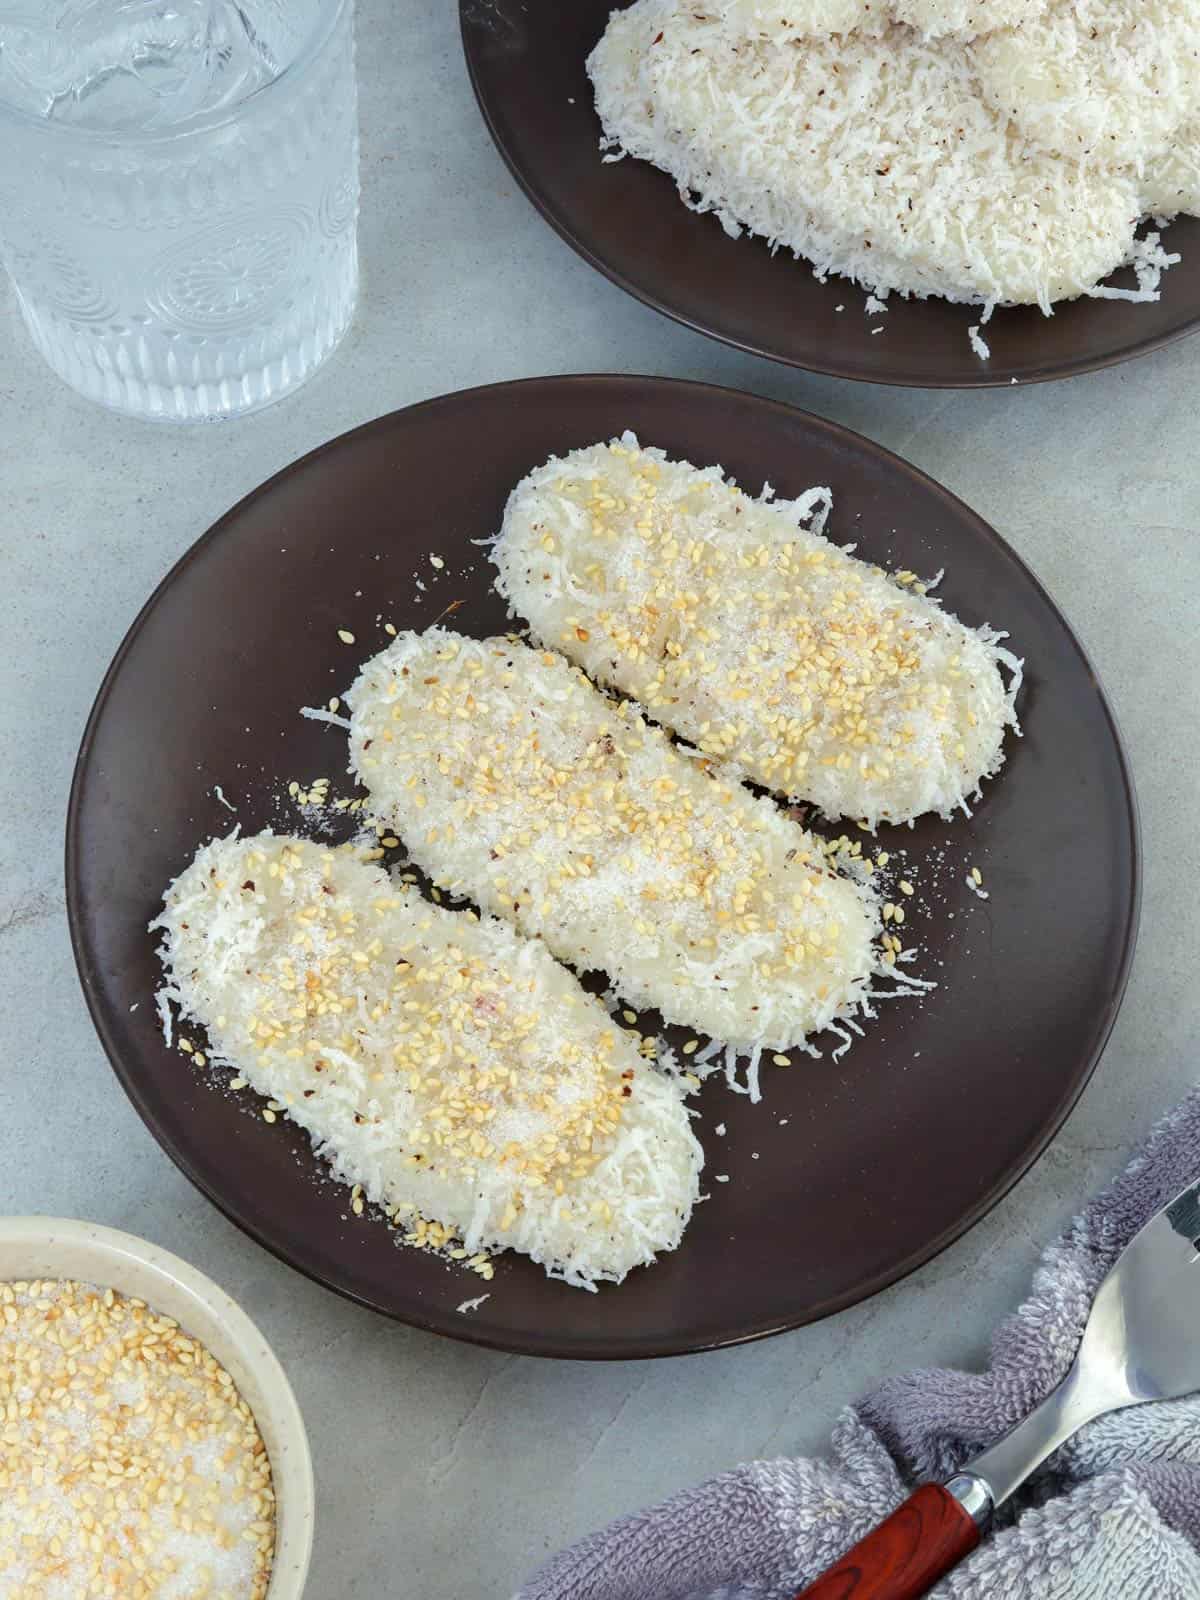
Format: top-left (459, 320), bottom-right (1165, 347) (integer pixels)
top-left (461, 0), bottom-right (1200, 388)
top-left (67, 376), bottom-right (1139, 1358)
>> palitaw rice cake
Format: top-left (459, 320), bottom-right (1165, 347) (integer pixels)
top-left (491, 436), bottom-right (1021, 827)
top-left (347, 630), bottom-right (883, 1053)
top-left (971, 0), bottom-right (1200, 166)
top-left (154, 832), bottom-right (702, 1290)
top-left (588, 0), bottom-right (1147, 309)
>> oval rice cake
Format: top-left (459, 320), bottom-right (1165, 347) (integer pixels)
top-left (348, 629), bottom-right (882, 1053)
top-left (155, 832), bottom-right (702, 1289)
top-left (588, 2), bottom-right (1142, 306)
top-left (971, 0), bottom-right (1200, 165)
top-left (492, 437), bottom-right (1020, 827)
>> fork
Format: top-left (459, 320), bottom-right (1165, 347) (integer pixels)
top-left (795, 1175), bottom-right (1200, 1600)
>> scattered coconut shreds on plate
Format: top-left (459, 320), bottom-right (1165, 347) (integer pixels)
top-left (1087, 229), bottom-right (1182, 304)
top-left (968, 324), bottom-right (992, 360)
top-left (587, 0), bottom-right (1192, 323)
top-left (492, 435), bottom-right (1023, 827)
top-left (347, 628), bottom-right (922, 1056)
top-left (300, 703), bottom-right (352, 731)
top-left (152, 832), bottom-right (702, 1291)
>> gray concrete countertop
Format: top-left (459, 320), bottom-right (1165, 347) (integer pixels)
top-left (1, 3), bottom-right (1198, 1596)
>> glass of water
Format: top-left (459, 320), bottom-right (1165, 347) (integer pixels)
top-left (0, 1), bottom-right (359, 422)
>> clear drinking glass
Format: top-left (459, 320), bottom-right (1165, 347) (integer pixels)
top-left (0, 1), bottom-right (359, 421)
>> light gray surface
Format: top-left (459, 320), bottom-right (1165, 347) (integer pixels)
top-left (0, 4), bottom-right (1197, 1597)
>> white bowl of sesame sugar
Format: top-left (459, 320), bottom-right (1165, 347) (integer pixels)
top-left (0, 1216), bottom-right (314, 1600)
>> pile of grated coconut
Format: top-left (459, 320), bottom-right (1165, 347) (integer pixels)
top-left (588, 0), bottom-right (1197, 315)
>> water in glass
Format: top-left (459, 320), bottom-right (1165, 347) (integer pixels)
top-left (0, 1), bottom-right (359, 420)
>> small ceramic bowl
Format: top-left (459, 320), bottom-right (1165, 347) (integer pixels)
top-left (0, 1216), bottom-right (314, 1598)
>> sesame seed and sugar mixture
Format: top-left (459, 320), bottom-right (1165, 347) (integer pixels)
top-left (0, 1279), bottom-right (272, 1600)
top-left (347, 629), bottom-right (884, 1054)
top-left (155, 833), bottom-right (701, 1289)
top-left (491, 436), bottom-right (1022, 827)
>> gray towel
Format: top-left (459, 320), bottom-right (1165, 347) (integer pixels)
top-left (519, 1089), bottom-right (1200, 1600)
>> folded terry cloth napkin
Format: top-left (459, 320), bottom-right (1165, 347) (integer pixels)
top-left (518, 1089), bottom-right (1200, 1600)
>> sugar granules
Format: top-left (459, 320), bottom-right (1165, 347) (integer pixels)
top-left (0, 1279), bottom-right (273, 1600)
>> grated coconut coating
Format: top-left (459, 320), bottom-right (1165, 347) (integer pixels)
top-left (347, 630), bottom-right (883, 1052)
top-left (492, 436), bottom-right (1021, 828)
top-left (971, 0), bottom-right (1200, 167)
top-left (155, 832), bottom-right (701, 1291)
top-left (588, 0), bottom-right (1149, 309)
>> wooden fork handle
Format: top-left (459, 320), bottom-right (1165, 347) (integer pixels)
top-left (794, 1484), bottom-right (981, 1600)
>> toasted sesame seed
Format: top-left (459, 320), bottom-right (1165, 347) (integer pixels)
top-left (429, 554), bottom-right (445, 569)
top-left (337, 629), bottom-right (356, 644)
top-left (682, 1039), bottom-right (700, 1055)
top-left (491, 447), bottom-right (1012, 831)
top-left (0, 1279), bottom-right (274, 1593)
top-left (159, 830), bottom-right (691, 1293)
top-left (899, 881), bottom-right (914, 896)
top-left (353, 631), bottom-right (877, 1052)
top-left (772, 1053), bottom-right (791, 1066)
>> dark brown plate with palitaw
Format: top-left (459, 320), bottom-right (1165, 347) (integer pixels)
top-left (460, 0), bottom-right (1200, 388)
top-left (67, 376), bottom-right (1139, 1359)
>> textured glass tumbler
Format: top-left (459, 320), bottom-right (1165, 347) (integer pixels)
top-left (0, 1), bottom-right (359, 422)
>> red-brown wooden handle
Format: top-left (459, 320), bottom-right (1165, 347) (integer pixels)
top-left (794, 1484), bottom-right (980, 1600)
